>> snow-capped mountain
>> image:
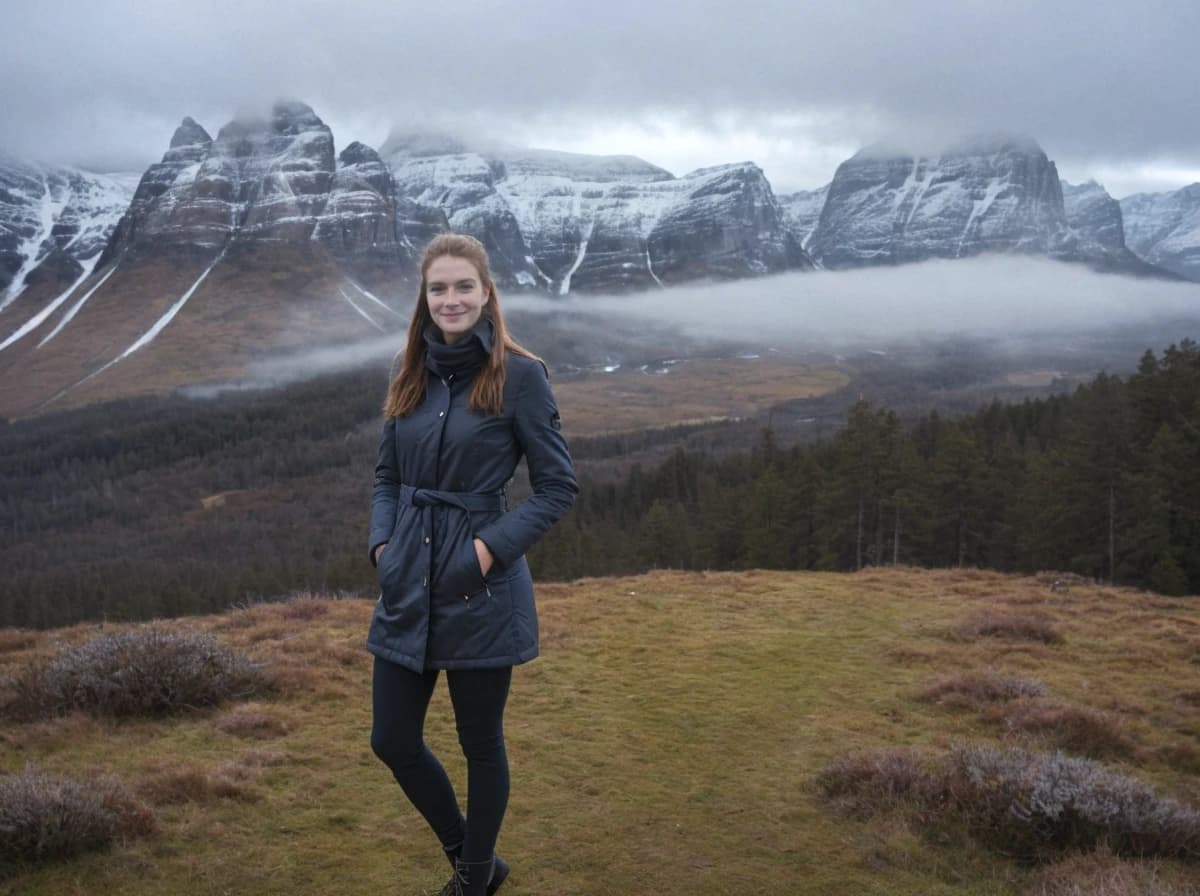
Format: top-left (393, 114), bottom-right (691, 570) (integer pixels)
top-left (103, 102), bottom-right (368, 255)
top-left (385, 135), bottom-right (815, 292)
top-left (2, 103), bottom-right (1193, 419)
top-left (808, 136), bottom-right (1069, 267)
top-left (805, 136), bottom-right (1159, 276)
top-left (0, 100), bottom-right (817, 417)
top-left (0, 154), bottom-right (135, 312)
top-left (1120, 184), bottom-right (1200, 282)
top-left (0, 102), bottom-right (416, 418)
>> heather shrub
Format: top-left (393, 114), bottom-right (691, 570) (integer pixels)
top-left (988, 700), bottom-right (1136, 759)
top-left (817, 745), bottom-right (1200, 863)
top-left (919, 672), bottom-right (1047, 708)
top-left (4, 628), bottom-right (272, 720)
top-left (0, 769), bottom-right (156, 868)
top-left (951, 746), bottom-right (1200, 861)
top-left (814, 748), bottom-right (949, 821)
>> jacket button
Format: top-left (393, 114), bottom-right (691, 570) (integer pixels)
top-left (438, 411), bottom-right (445, 417)
top-left (422, 576), bottom-right (428, 588)
top-left (424, 536), bottom-right (430, 544)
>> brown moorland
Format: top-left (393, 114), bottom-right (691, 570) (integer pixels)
top-left (553, 358), bottom-right (850, 435)
top-left (1, 567), bottom-right (1198, 895)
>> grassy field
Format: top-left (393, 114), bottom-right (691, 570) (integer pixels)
top-left (553, 358), bottom-right (850, 435)
top-left (2, 567), bottom-right (1199, 895)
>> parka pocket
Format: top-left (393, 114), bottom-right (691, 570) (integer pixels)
top-left (435, 536), bottom-right (491, 601)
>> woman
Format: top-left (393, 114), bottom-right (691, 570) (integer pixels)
top-left (367, 233), bottom-right (577, 896)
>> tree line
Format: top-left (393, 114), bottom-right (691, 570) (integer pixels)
top-left (529, 341), bottom-right (1200, 595)
top-left (1, 341), bottom-right (1196, 629)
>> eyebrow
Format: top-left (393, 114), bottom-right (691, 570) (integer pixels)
top-left (428, 278), bottom-right (478, 287)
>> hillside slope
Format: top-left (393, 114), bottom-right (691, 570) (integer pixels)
top-left (1, 567), bottom-right (1199, 895)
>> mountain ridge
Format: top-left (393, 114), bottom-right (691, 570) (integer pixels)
top-left (0, 108), bottom-right (1195, 418)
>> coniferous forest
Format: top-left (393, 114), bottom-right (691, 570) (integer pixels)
top-left (1, 341), bottom-right (1197, 629)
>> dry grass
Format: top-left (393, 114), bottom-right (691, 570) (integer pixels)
top-left (0, 630), bottom-right (38, 654)
top-left (213, 704), bottom-right (291, 740)
top-left (136, 763), bottom-right (261, 806)
top-left (1027, 851), bottom-right (1198, 896)
top-left (554, 358), bottom-right (849, 435)
top-left (919, 672), bottom-right (1048, 708)
top-left (959, 610), bottom-right (1065, 644)
top-left (0, 567), bottom-right (1197, 895)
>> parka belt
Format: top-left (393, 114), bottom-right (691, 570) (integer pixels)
top-left (398, 484), bottom-right (506, 514)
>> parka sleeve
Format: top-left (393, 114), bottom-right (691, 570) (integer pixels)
top-left (475, 361), bottom-right (578, 568)
top-left (368, 416), bottom-right (400, 566)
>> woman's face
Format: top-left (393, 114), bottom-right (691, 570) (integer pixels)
top-left (425, 255), bottom-right (489, 344)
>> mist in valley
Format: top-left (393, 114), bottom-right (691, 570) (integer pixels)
top-left (222, 257), bottom-right (1200, 402)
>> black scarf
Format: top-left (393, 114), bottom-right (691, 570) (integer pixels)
top-left (424, 317), bottom-right (494, 379)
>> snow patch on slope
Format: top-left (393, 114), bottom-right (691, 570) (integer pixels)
top-left (38, 262), bottom-right (120, 347)
top-left (0, 254), bottom-right (101, 352)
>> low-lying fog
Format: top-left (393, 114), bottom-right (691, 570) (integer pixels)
top-left (530, 256), bottom-right (1200, 345)
top-left (232, 256), bottom-right (1200, 393)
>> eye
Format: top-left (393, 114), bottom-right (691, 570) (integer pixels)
top-left (428, 284), bottom-right (446, 295)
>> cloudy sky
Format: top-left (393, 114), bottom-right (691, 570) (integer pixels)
top-left (3, 0), bottom-right (1198, 198)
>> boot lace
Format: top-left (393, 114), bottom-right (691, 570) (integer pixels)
top-left (437, 863), bottom-right (468, 896)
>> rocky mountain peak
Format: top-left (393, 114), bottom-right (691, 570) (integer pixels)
top-left (339, 141), bottom-right (382, 167)
top-left (169, 117), bottom-right (211, 150)
top-left (271, 99), bottom-right (325, 133)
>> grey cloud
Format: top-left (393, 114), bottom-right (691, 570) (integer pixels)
top-left (1, 0), bottom-right (1196, 189)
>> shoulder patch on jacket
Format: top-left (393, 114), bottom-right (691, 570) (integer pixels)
top-left (550, 412), bottom-right (562, 430)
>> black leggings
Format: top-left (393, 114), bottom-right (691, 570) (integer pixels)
top-left (370, 657), bottom-right (512, 863)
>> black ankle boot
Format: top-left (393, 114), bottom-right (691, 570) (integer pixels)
top-left (441, 845), bottom-right (509, 895)
top-left (439, 857), bottom-right (496, 896)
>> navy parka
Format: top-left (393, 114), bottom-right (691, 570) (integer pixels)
top-left (367, 323), bottom-right (577, 672)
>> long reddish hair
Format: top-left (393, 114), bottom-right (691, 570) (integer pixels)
top-left (383, 233), bottom-right (541, 418)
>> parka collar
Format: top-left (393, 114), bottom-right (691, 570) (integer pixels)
top-left (424, 317), bottom-right (495, 378)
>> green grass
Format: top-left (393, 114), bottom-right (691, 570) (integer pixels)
top-left (1, 569), bottom-right (1198, 895)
